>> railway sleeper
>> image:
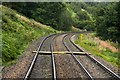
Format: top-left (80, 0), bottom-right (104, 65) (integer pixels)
top-left (32, 51), bottom-right (91, 55)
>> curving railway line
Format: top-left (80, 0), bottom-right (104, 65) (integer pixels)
top-left (23, 33), bottom-right (120, 80)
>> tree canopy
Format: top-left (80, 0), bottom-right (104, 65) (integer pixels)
top-left (3, 2), bottom-right (120, 43)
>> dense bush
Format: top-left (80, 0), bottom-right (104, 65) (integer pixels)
top-left (3, 2), bottom-right (72, 31)
top-left (3, 2), bottom-right (120, 43)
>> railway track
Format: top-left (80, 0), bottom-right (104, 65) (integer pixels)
top-left (53, 34), bottom-right (87, 78)
top-left (63, 33), bottom-right (120, 79)
top-left (24, 34), bottom-right (57, 80)
top-left (23, 33), bottom-right (120, 80)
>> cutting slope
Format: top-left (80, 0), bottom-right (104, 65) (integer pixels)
top-left (1, 6), bottom-right (57, 64)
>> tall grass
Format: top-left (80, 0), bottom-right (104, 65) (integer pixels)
top-left (75, 33), bottom-right (119, 67)
top-left (1, 6), bottom-right (57, 65)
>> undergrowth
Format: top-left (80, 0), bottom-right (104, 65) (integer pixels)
top-left (1, 6), bottom-right (58, 66)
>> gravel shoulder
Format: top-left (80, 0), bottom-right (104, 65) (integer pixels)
top-left (2, 37), bottom-right (44, 78)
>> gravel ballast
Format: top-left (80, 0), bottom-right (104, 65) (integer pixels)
top-left (76, 55), bottom-right (111, 78)
top-left (40, 35), bottom-right (55, 51)
top-left (54, 54), bottom-right (87, 78)
top-left (64, 34), bottom-right (81, 52)
top-left (29, 54), bottom-right (52, 78)
top-left (53, 34), bottom-right (88, 78)
top-left (53, 34), bottom-right (68, 51)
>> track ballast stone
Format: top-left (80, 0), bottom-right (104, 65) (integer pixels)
top-left (54, 54), bottom-right (87, 78)
top-left (29, 54), bottom-right (52, 78)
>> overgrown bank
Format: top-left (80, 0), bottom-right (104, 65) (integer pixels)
top-left (75, 33), bottom-right (119, 67)
top-left (1, 6), bottom-right (58, 65)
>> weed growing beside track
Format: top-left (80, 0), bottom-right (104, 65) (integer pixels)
top-left (75, 33), bottom-right (120, 67)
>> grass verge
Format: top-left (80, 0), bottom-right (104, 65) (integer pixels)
top-left (75, 33), bottom-right (120, 67)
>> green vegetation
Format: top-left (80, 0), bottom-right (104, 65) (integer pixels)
top-left (1, 6), bottom-right (57, 65)
top-left (0, 29), bottom-right (1, 66)
top-left (94, 2), bottom-right (120, 43)
top-left (3, 2), bottom-right (120, 43)
top-left (3, 2), bottom-right (73, 31)
top-left (69, 2), bottom-right (120, 43)
top-left (75, 33), bottom-right (119, 67)
top-left (69, 2), bottom-right (95, 31)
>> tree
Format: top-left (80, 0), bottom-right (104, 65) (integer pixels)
top-left (3, 2), bottom-right (74, 31)
top-left (96, 2), bottom-right (120, 42)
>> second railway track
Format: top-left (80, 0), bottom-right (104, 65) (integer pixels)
top-left (53, 33), bottom-right (88, 78)
top-left (64, 33), bottom-right (120, 79)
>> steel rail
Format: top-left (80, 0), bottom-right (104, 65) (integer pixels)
top-left (23, 34), bottom-right (56, 80)
top-left (50, 33), bottom-right (72, 80)
top-left (50, 33), bottom-right (69, 80)
top-left (63, 34), bottom-right (94, 80)
top-left (70, 34), bottom-right (120, 79)
top-left (50, 35), bottom-right (57, 80)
